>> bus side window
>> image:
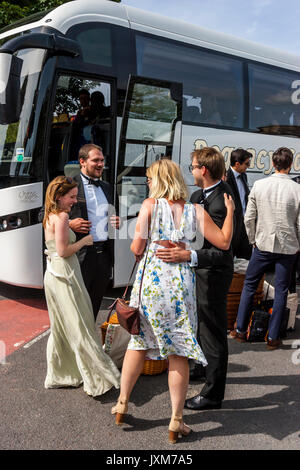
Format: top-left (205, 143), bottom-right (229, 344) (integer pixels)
top-left (136, 34), bottom-right (244, 129)
top-left (249, 63), bottom-right (300, 134)
top-left (48, 76), bottom-right (112, 181)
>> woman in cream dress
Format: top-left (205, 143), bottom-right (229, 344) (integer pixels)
top-left (43, 176), bottom-right (120, 397)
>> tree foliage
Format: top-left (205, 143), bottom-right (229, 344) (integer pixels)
top-left (0, 0), bottom-right (121, 30)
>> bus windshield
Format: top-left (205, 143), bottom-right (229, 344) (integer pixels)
top-left (0, 48), bottom-right (45, 178)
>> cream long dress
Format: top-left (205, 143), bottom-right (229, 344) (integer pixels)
top-left (44, 229), bottom-right (120, 397)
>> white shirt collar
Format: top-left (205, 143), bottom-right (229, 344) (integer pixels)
top-left (203, 180), bottom-right (221, 193)
top-left (231, 167), bottom-right (241, 178)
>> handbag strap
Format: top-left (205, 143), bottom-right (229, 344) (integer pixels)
top-left (107, 200), bottom-right (158, 322)
top-left (122, 199), bottom-right (159, 303)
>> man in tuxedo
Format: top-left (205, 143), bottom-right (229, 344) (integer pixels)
top-left (226, 148), bottom-right (252, 260)
top-left (69, 143), bottom-right (119, 320)
top-left (156, 147), bottom-right (234, 410)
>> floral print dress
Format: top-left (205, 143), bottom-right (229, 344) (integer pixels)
top-left (128, 198), bottom-right (207, 366)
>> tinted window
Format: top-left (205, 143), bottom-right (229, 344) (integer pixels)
top-left (0, 49), bottom-right (45, 178)
top-left (66, 23), bottom-right (134, 91)
top-left (136, 34), bottom-right (244, 128)
top-left (74, 26), bottom-right (112, 67)
top-left (249, 64), bottom-right (300, 136)
top-left (48, 75), bottom-right (112, 181)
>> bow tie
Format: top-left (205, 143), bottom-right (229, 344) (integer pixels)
top-left (198, 185), bottom-right (219, 204)
top-left (81, 173), bottom-right (101, 187)
top-left (203, 187), bottom-right (216, 198)
top-left (89, 178), bottom-right (101, 187)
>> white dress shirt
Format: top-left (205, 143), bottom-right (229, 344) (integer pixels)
top-left (81, 175), bottom-right (109, 242)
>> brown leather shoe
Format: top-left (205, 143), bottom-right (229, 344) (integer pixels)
top-left (267, 339), bottom-right (282, 350)
top-left (230, 330), bottom-right (247, 342)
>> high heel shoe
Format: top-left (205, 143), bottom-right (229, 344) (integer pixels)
top-left (111, 399), bottom-right (128, 426)
top-left (168, 415), bottom-right (192, 444)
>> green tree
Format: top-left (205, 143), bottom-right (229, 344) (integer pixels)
top-left (0, 0), bottom-right (121, 30)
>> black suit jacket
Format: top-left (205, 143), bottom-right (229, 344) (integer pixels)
top-left (190, 181), bottom-right (234, 270)
top-left (226, 167), bottom-right (251, 259)
top-left (226, 167), bottom-right (249, 220)
top-left (70, 174), bottom-right (115, 263)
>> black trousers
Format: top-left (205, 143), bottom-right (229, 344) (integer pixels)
top-left (233, 222), bottom-right (252, 260)
top-left (196, 264), bottom-right (233, 402)
top-left (80, 247), bottom-right (112, 320)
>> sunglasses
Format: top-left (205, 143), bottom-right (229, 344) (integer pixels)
top-left (188, 164), bottom-right (204, 173)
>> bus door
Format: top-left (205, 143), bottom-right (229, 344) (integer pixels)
top-left (114, 76), bottom-right (182, 287)
top-left (47, 74), bottom-right (115, 184)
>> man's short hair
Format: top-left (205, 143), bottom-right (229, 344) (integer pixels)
top-left (230, 148), bottom-right (252, 167)
top-left (78, 143), bottom-right (103, 163)
top-left (272, 147), bottom-right (293, 171)
top-left (191, 147), bottom-right (225, 180)
top-left (78, 88), bottom-right (90, 97)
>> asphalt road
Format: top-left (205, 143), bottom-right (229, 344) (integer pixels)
top-left (0, 282), bottom-right (300, 452)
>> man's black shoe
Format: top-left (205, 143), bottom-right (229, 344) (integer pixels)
top-left (189, 366), bottom-right (206, 382)
top-left (184, 394), bottom-right (222, 410)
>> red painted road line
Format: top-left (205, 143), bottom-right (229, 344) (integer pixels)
top-left (0, 298), bottom-right (50, 359)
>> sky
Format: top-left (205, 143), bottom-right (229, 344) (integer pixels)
top-left (121, 0), bottom-right (300, 56)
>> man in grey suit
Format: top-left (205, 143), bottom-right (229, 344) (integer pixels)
top-left (232, 147), bottom-right (300, 349)
top-left (69, 143), bottom-right (119, 320)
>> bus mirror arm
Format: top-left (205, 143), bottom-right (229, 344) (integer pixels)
top-left (0, 33), bottom-right (81, 124)
top-left (0, 32), bottom-right (82, 58)
top-left (0, 53), bottom-right (22, 124)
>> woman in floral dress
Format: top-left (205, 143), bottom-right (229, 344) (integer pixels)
top-left (112, 159), bottom-right (234, 443)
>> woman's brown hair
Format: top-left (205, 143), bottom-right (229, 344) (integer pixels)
top-left (191, 147), bottom-right (225, 180)
top-left (43, 176), bottom-right (78, 228)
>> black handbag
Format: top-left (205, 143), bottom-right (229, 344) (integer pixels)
top-left (246, 281), bottom-right (290, 342)
top-left (246, 309), bottom-right (270, 342)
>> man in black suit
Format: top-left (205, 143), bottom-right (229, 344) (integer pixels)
top-left (156, 147), bottom-right (234, 410)
top-left (226, 148), bottom-right (252, 260)
top-left (69, 143), bottom-right (119, 320)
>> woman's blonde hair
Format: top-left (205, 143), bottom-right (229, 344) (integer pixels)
top-left (146, 158), bottom-right (189, 201)
top-left (43, 176), bottom-right (78, 228)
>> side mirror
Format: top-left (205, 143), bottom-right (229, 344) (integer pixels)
top-left (0, 53), bottom-right (23, 124)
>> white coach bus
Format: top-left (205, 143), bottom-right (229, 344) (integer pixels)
top-left (0, 0), bottom-right (300, 288)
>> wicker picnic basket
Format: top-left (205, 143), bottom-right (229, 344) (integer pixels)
top-left (227, 273), bottom-right (265, 330)
top-left (101, 312), bottom-right (168, 375)
top-left (142, 358), bottom-right (168, 375)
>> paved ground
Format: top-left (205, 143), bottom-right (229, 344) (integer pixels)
top-left (0, 282), bottom-right (299, 451)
